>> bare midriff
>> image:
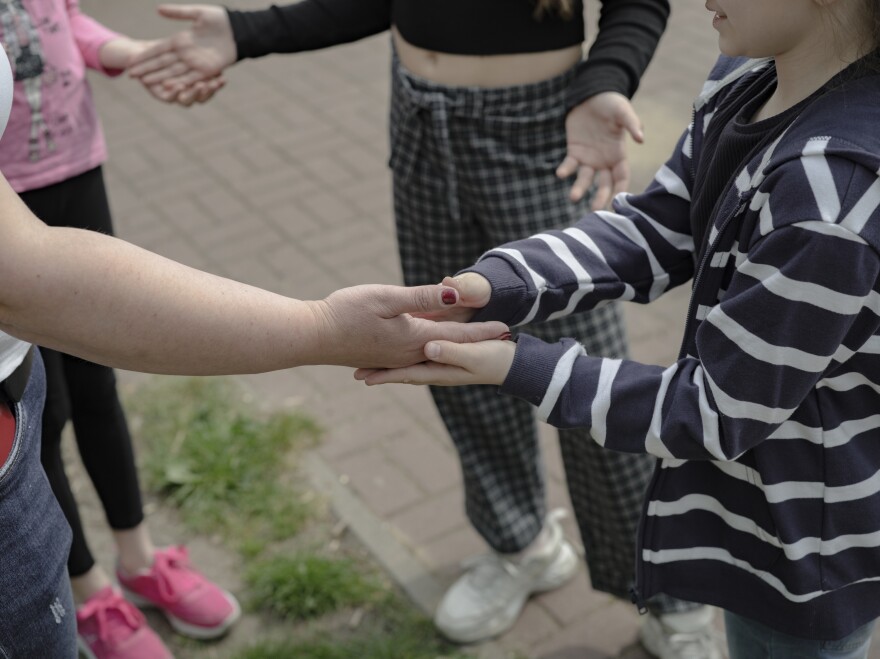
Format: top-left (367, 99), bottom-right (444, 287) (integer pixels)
top-left (392, 26), bottom-right (582, 87)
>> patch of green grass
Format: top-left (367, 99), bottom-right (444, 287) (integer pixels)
top-left (127, 377), bottom-right (320, 547)
top-left (233, 595), bottom-right (469, 659)
top-left (245, 553), bottom-right (382, 620)
top-left (129, 377), bottom-right (466, 659)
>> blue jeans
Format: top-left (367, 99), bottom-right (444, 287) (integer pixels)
top-left (0, 351), bottom-right (76, 658)
top-left (726, 611), bottom-right (876, 659)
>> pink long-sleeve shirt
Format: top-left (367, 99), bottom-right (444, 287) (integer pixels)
top-left (0, 0), bottom-right (120, 192)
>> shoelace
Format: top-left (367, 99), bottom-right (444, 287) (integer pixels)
top-left (78, 593), bottom-right (144, 646)
top-left (151, 545), bottom-right (199, 604)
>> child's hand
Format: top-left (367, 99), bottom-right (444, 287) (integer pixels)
top-left (413, 273), bottom-right (492, 322)
top-left (354, 337), bottom-right (516, 387)
top-left (142, 76), bottom-right (226, 107)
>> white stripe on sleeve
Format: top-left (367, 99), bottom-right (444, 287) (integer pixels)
top-left (589, 358), bottom-right (622, 447)
top-left (536, 342), bottom-right (586, 423)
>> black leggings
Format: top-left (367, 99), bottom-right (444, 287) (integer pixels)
top-left (20, 167), bottom-right (144, 578)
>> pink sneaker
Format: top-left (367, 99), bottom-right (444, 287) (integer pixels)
top-left (76, 586), bottom-right (172, 659)
top-left (117, 546), bottom-right (240, 640)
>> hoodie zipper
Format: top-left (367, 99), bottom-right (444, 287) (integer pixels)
top-left (631, 99), bottom-right (750, 610)
top-left (630, 197), bottom-right (746, 615)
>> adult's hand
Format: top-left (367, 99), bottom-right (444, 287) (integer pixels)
top-left (556, 91), bottom-right (644, 209)
top-left (128, 4), bottom-right (236, 92)
top-left (308, 284), bottom-right (508, 369)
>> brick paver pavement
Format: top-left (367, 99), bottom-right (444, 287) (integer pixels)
top-left (76, 1), bottom-right (880, 656)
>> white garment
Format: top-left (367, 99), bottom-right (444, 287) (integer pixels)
top-left (0, 49), bottom-right (11, 137)
top-left (0, 52), bottom-right (35, 381)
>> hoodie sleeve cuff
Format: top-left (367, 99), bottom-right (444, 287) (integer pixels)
top-left (500, 334), bottom-right (575, 409)
top-left (459, 255), bottom-right (533, 326)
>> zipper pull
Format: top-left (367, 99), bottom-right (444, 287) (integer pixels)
top-left (629, 586), bottom-right (648, 615)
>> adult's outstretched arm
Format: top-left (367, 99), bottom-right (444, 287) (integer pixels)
top-left (0, 176), bottom-right (506, 375)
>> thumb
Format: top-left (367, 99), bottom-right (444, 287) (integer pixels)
top-left (555, 153), bottom-right (580, 180)
top-left (441, 273), bottom-right (491, 308)
top-left (424, 340), bottom-right (469, 366)
top-left (379, 284), bottom-right (459, 317)
top-left (619, 102), bottom-right (644, 144)
top-left (157, 4), bottom-right (206, 21)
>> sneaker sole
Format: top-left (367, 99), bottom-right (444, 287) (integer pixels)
top-left (436, 541), bottom-right (580, 644)
top-left (120, 587), bottom-right (242, 640)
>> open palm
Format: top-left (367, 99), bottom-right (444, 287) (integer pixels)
top-left (128, 5), bottom-right (236, 91)
top-left (557, 91), bottom-right (644, 209)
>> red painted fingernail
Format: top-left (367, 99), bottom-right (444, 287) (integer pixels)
top-left (498, 332), bottom-right (512, 341)
top-left (441, 289), bottom-right (458, 305)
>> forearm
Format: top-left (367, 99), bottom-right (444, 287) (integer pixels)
top-left (99, 37), bottom-right (150, 72)
top-left (502, 221), bottom-right (880, 462)
top-left (0, 187), bottom-right (318, 374)
top-left (566, 0), bottom-right (670, 110)
top-left (465, 200), bottom-right (694, 327)
top-left (67, 9), bottom-right (124, 74)
top-left (228, 0), bottom-right (391, 60)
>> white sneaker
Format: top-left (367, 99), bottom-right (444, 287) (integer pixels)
top-left (639, 606), bottom-right (724, 659)
top-left (434, 509), bottom-right (579, 643)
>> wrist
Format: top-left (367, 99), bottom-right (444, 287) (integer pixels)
top-left (492, 340), bottom-right (517, 386)
top-left (98, 37), bottom-right (146, 71)
top-left (298, 299), bottom-right (334, 366)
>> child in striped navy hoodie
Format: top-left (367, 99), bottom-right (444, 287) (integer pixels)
top-left (358, 0), bottom-right (880, 656)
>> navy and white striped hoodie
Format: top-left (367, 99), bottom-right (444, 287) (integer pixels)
top-left (465, 56), bottom-right (880, 640)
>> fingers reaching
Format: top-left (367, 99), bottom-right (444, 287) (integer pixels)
top-left (618, 102), bottom-right (645, 144)
top-left (128, 42), bottom-right (176, 77)
top-left (355, 338), bottom-right (516, 387)
top-left (161, 68), bottom-right (216, 91)
top-left (556, 153), bottom-right (580, 181)
top-left (569, 163), bottom-right (595, 203)
top-left (141, 60), bottom-right (192, 85)
top-left (142, 76), bottom-right (224, 106)
top-left (156, 3), bottom-right (208, 21)
top-left (590, 169), bottom-right (613, 210)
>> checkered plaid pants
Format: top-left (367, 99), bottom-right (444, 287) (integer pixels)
top-left (389, 55), bottom-right (675, 602)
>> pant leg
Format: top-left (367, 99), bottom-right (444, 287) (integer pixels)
top-left (39, 347), bottom-right (98, 577)
top-left (0, 352), bottom-right (77, 658)
top-left (390, 70), bottom-right (546, 551)
top-left (456, 94), bottom-right (703, 609)
top-left (725, 611), bottom-right (876, 659)
top-left (390, 59), bottom-right (655, 567)
top-left (448, 73), bottom-right (663, 598)
top-left (21, 168), bottom-right (144, 575)
top-left (62, 352), bottom-right (144, 531)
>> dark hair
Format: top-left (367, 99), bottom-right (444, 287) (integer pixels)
top-left (858, 0), bottom-right (880, 72)
top-left (868, 1), bottom-right (880, 50)
top-left (532, 0), bottom-right (575, 21)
